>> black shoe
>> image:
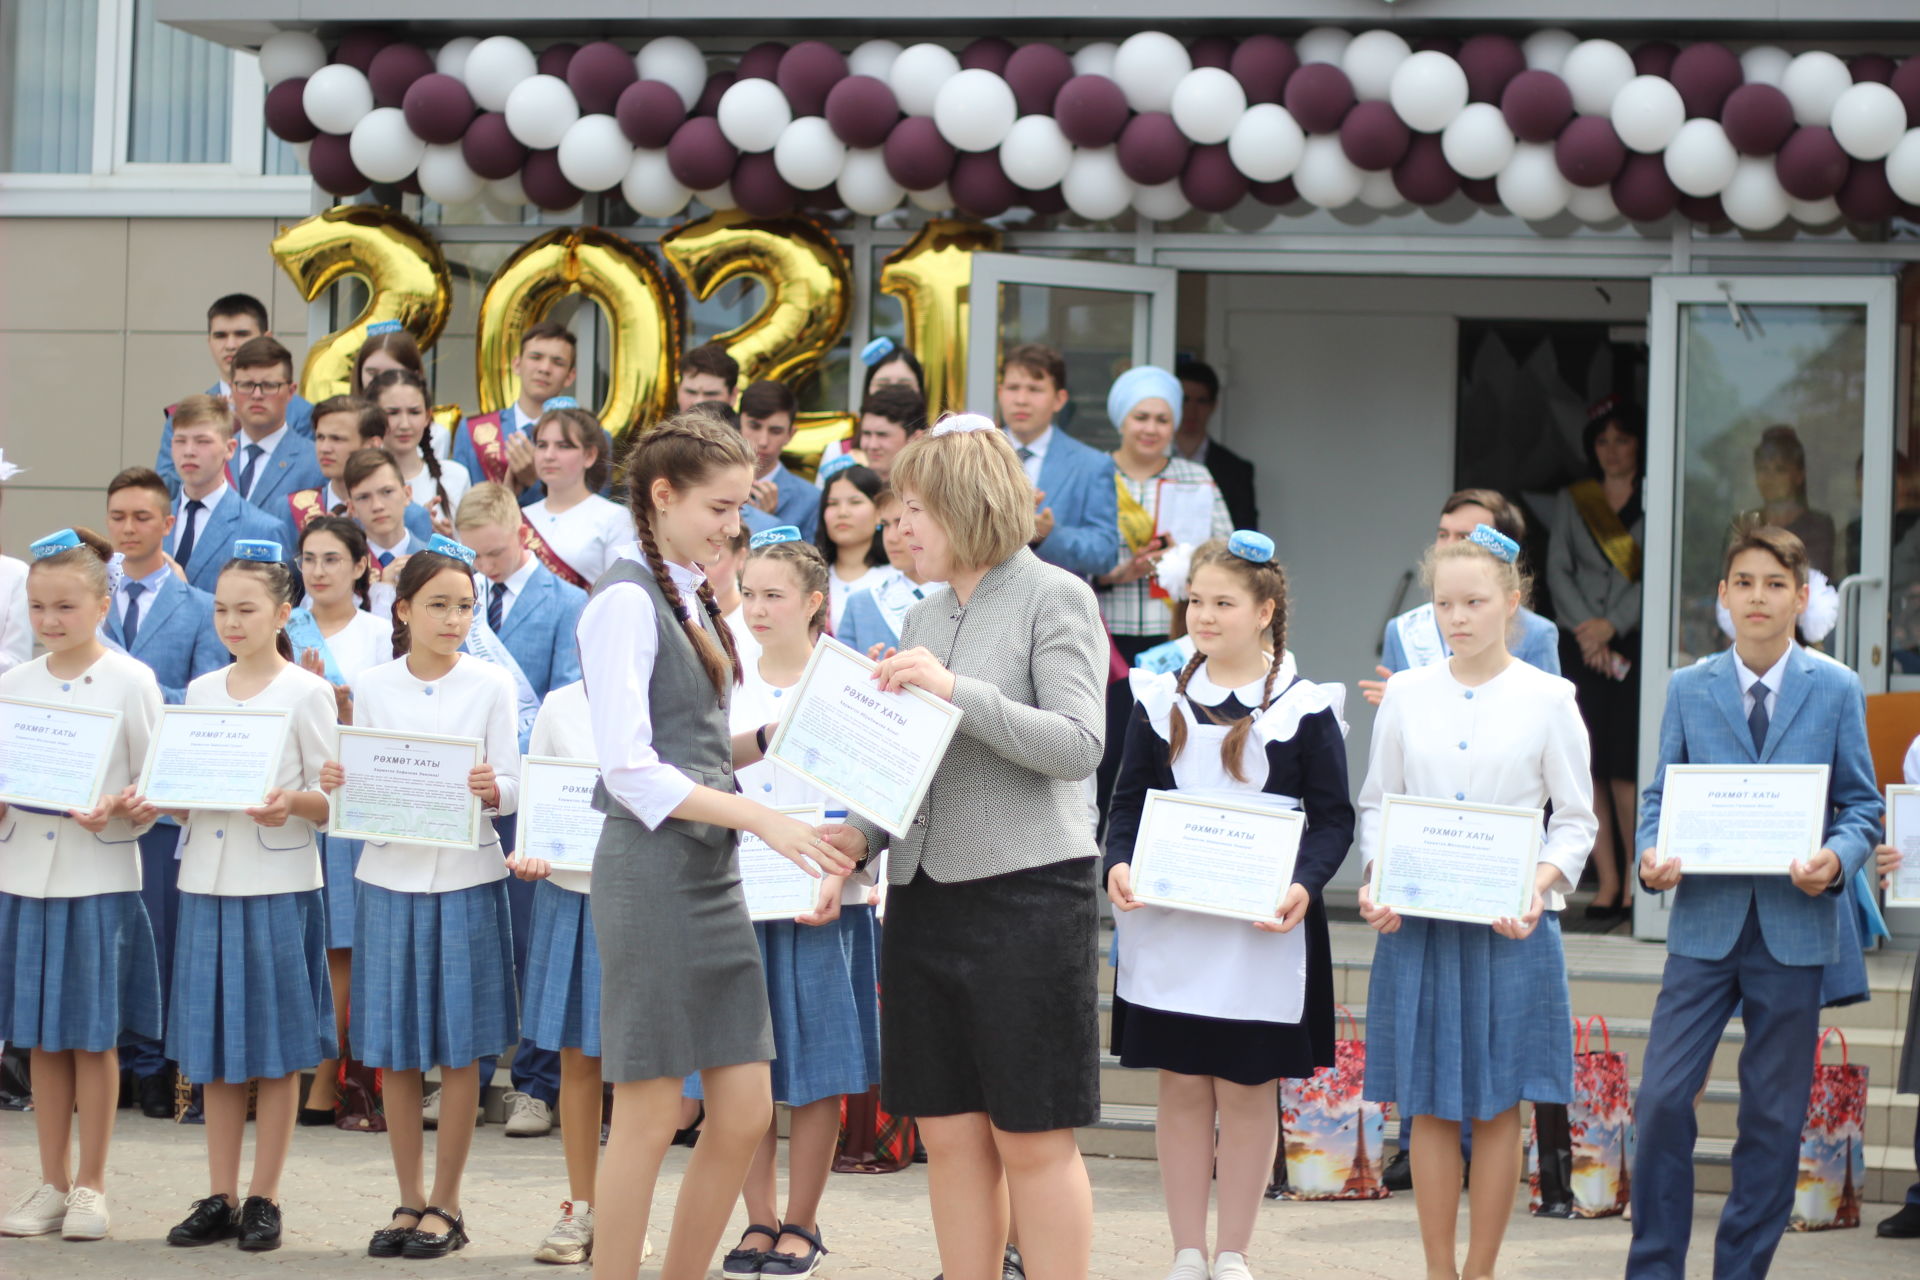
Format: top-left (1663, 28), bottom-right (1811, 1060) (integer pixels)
top-left (1265, 1174), bottom-right (1290, 1200)
top-left (672, 1102), bottom-right (705, 1148)
top-left (1879, 1203), bottom-right (1920, 1238)
top-left (723, 1222), bottom-right (781, 1280)
top-left (401, 1205), bottom-right (468, 1258)
top-left (236, 1197), bottom-right (282, 1252)
top-left (137, 1072), bottom-right (174, 1119)
top-left (297, 1105), bottom-right (336, 1127)
top-left (1383, 1149), bottom-right (1412, 1191)
top-left (1002, 1245), bottom-right (1026, 1280)
top-left (367, 1206), bottom-right (422, 1257)
top-left (179, 1083), bottom-right (205, 1125)
top-left (166, 1195), bottom-right (237, 1247)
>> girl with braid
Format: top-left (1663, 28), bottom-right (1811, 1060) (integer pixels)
top-left (1105, 533), bottom-right (1355, 1280)
top-left (367, 369), bottom-right (468, 527)
top-left (574, 413), bottom-right (853, 1280)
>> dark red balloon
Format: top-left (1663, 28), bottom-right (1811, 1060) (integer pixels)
top-left (1676, 192), bottom-right (1729, 225)
top-left (1025, 184), bottom-right (1068, 215)
top-left (825, 76), bottom-right (899, 149)
top-left (696, 72), bottom-right (735, 117)
top-left (1250, 177), bottom-right (1299, 206)
top-left (616, 80), bottom-right (686, 149)
top-left (1611, 152), bottom-right (1680, 220)
top-left (1836, 159), bottom-right (1900, 221)
top-left (1456, 34), bottom-right (1526, 105)
top-left (1230, 34), bottom-right (1297, 106)
top-left (265, 78), bottom-right (319, 143)
top-left (308, 132), bottom-right (369, 196)
top-left (961, 37), bottom-right (1016, 75)
top-left (523, 149), bottom-right (581, 209)
top-left (1189, 36), bottom-right (1236, 72)
top-left (1775, 127), bottom-right (1850, 200)
top-left (732, 151), bottom-right (798, 216)
top-left (1631, 42), bottom-right (1679, 79)
top-left (402, 74), bottom-right (476, 146)
top-left (777, 41), bottom-right (849, 117)
top-left (1392, 133), bottom-right (1460, 205)
top-left (1460, 176), bottom-right (1502, 205)
top-left (1556, 115), bottom-right (1627, 186)
top-left (1117, 113), bottom-right (1191, 185)
top-left (568, 41), bottom-right (637, 116)
top-left (1501, 71), bottom-right (1574, 144)
top-left (461, 112), bottom-right (527, 179)
top-left (536, 43), bottom-right (579, 79)
top-left (331, 28), bottom-right (392, 73)
top-left (1893, 58), bottom-right (1920, 126)
top-left (1054, 75), bottom-right (1130, 148)
top-left (883, 117), bottom-right (957, 190)
top-left (1284, 62), bottom-right (1355, 135)
top-left (1849, 54), bottom-right (1897, 85)
top-left (396, 172), bottom-right (423, 196)
top-left (1721, 83), bottom-right (1795, 156)
top-left (1005, 44), bottom-right (1075, 116)
top-left (1181, 143), bottom-right (1249, 211)
top-left (1339, 100), bottom-right (1410, 171)
top-left (950, 151), bottom-right (1018, 217)
top-left (1670, 43), bottom-right (1742, 119)
top-left (737, 42), bottom-right (786, 82)
top-left (368, 43), bottom-right (433, 108)
top-left (666, 117), bottom-right (738, 190)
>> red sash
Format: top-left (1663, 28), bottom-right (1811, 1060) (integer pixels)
top-left (286, 487), bottom-right (329, 532)
top-left (520, 517), bottom-right (590, 590)
top-left (465, 410), bottom-right (513, 485)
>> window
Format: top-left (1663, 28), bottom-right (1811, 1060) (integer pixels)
top-left (127, 0), bottom-right (231, 165)
top-left (0, 0), bottom-right (98, 173)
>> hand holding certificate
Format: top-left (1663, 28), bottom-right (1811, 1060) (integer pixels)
top-left (1125, 791), bottom-right (1305, 924)
top-left (1883, 785), bottom-right (1920, 908)
top-left (0, 696), bottom-right (122, 813)
top-left (1654, 765), bottom-right (1829, 875)
top-left (137, 707), bottom-right (289, 811)
top-left (519, 757), bottom-right (605, 872)
top-left (1155, 480), bottom-right (1217, 548)
top-left (1369, 795), bottom-right (1544, 926)
top-left (739, 805), bottom-right (830, 921)
top-left (329, 727), bottom-right (485, 850)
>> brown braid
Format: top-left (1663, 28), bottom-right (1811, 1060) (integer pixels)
top-left (1164, 538), bottom-right (1291, 784)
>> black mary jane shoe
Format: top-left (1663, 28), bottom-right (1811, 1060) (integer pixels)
top-left (236, 1196), bottom-right (283, 1252)
top-left (401, 1206), bottom-right (469, 1259)
top-left (367, 1206), bottom-right (423, 1257)
top-left (760, 1225), bottom-right (829, 1279)
top-left (166, 1194), bottom-right (238, 1247)
top-left (722, 1222), bottom-right (781, 1279)
top-left (297, 1104), bottom-right (337, 1127)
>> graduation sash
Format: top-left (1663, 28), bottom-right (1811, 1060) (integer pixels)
top-left (1114, 473), bottom-right (1158, 554)
top-left (284, 607), bottom-right (343, 685)
top-left (519, 516), bottom-right (591, 590)
top-left (464, 409), bottom-right (514, 485)
top-left (463, 572), bottom-right (540, 748)
top-left (1568, 479), bottom-right (1641, 583)
top-left (286, 486), bottom-right (329, 532)
top-left (1394, 602), bottom-right (1450, 669)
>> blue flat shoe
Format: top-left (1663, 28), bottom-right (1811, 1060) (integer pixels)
top-left (723, 1222), bottom-right (781, 1279)
top-left (760, 1225), bottom-right (829, 1278)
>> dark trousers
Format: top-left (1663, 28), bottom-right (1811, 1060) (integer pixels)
top-left (1628, 906), bottom-right (1822, 1279)
top-left (121, 824), bottom-right (182, 1078)
top-left (476, 815), bottom-right (559, 1106)
top-left (1096, 632), bottom-right (1161, 837)
top-left (1908, 1108), bottom-right (1920, 1208)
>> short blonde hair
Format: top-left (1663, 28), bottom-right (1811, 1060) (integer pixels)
top-left (454, 481), bottom-right (523, 533)
top-left (888, 424), bottom-right (1035, 570)
top-left (172, 392), bottom-right (237, 439)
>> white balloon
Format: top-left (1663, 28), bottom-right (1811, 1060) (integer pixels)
top-left (418, 143), bottom-right (485, 205)
top-left (1072, 43), bottom-right (1118, 79)
top-left (1610, 75), bottom-right (1686, 153)
top-left (1496, 142), bottom-right (1571, 220)
top-left (1664, 118), bottom-right (1738, 197)
top-left (1001, 115), bottom-right (1074, 189)
top-left (1782, 51), bottom-right (1857, 128)
top-left (637, 36), bottom-right (708, 113)
top-left (773, 116), bottom-right (847, 189)
top-left (505, 74), bottom-right (580, 150)
top-left (1739, 45), bottom-right (1791, 88)
top-left (465, 36), bottom-right (538, 112)
top-left (434, 37), bottom-right (479, 81)
top-left (1061, 146), bottom-right (1135, 220)
top-left (1831, 82), bottom-right (1908, 161)
top-left (1441, 102), bottom-right (1516, 180)
top-left (1341, 29), bottom-right (1410, 102)
top-left (907, 181), bottom-right (953, 212)
top-left (487, 173), bottom-right (528, 207)
top-left (1228, 103), bottom-right (1306, 182)
top-left (303, 65), bottom-right (374, 136)
top-left (695, 181), bottom-right (737, 212)
top-left (349, 107), bottom-right (425, 183)
top-left (1566, 182), bottom-right (1621, 223)
top-left (259, 30), bottom-right (325, 87)
top-left (1170, 67), bottom-right (1247, 145)
top-left (621, 148), bottom-right (691, 217)
top-left (1294, 28), bottom-right (1352, 69)
top-left (1357, 168), bottom-right (1406, 211)
top-left (1132, 178), bottom-right (1191, 220)
top-left (1788, 195), bottom-right (1842, 225)
top-left (1292, 134), bottom-right (1364, 208)
top-left (1561, 39), bottom-right (1635, 117)
top-left (837, 147), bottom-right (905, 215)
top-left (716, 77), bottom-right (792, 152)
top-left (934, 69), bottom-right (1018, 152)
top-left (1887, 129), bottom-right (1920, 204)
top-left (1721, 156), bottom-right (1790, 230)
top-left (1522, 29), bottom-right (1579, 74)
top-left (848, 39), bottom-right (903, 82)
top-left (890, 44), bottom-right (961, 117)
top-left (1112, 31), bottom-right (1191, 113)
top-left (1389, 51), bottom-right (1469, 133)
top-left (557, 113), bottom-right (634, 192)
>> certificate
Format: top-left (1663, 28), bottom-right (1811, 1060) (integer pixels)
top-left (766, 635), bottom-right (963, 837)
top-left (1882, 785), bottom-right (1920, 907)
top-left (738, 804), bottom-right (827, 921)
top-left (1128, 790), bottom-right (1306, 922)
top-left (137, 706), bottom-right (289, 811)
top-left (519, 756), bottom-right (605, 872)
top-left (1155, 480), bottom-right (1216, 548)
top-left (1654, 764), bottom-right (1829, 874)
top-left (0, 696), bottom-right (122, 812)
top-left (331, 727), bottom-right (484, 850)
top-left (1370, 794), bottom-right (1542, 924)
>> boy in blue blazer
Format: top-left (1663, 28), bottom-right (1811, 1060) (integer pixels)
top-left (996, 343), bottom-right (1120, 580)
top-left (227, 336), bottom-right (324, 518)
top-left (738, 379), bottom-right (821, 534)
top-left (1629, 524), bottom-right (1881, 1279)
top-left (156, 293), bottom-right (313, 495)
top-left (167, 394), bottom-right (290, 595)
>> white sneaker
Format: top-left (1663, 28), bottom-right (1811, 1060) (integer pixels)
top-left (1, 1184), bottom-right (68, 1236)
top-left (61, 1186), bottom-right (109, 1240)
top-left (504, 1090), bottom-right (554, 1137)
top-left (1165, 1248), bottom-right (1210, 1280)
top-left (533, 1201), bottom-right (593, 1265)
top-left (419, 1086), bottom-right (481, 1131)
top-left (1212, 1252), bottom-right (1254, 1280)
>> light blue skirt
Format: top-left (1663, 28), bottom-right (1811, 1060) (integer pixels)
top-left (1362, 912), bottom-right (1572, 1122)
top-left (321, 835), bottom-right (364, 950)
top-left (0, 890), bottom-right (162, 1053)
top-left (351, 880), bottom-right (518, 1072)
top-left (166, 890), bottom-right (337, 1084)
top-left (521, 880), bottom-right (601, 1056)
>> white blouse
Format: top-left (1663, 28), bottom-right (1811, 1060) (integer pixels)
top-left (524, 493), bottom-right (631, 585)
top-left (828, 564), bottom-right (891, 631)
top-left (0, 650), bottom-right (162, 898)
top-left (406, 456), bottom-right (472, 514)
top-left (1356, 658), bottom-right (1597, 908)
top-left (0, 555), bottom-right (28, 675)
top-left (176, 663), bottom-right (337, 897)
top-left (527, 679), bottom-right (594, 895)
top-left (350, 653), bottom-right (521, 893)
top-left (319, 608), bottom-right (394, 685)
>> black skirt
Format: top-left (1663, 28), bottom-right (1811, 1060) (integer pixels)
top-left (1561, 628), bottom-right (1642, 782)
top-left (880, 857), bottom-right (1100, 1132)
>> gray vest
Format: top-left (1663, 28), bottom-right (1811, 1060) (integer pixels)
top-left (586, 557), bottom-right (735, 846)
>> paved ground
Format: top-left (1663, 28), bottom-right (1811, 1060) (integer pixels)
top-left (1, 1110), bottom-right (1911, 1279)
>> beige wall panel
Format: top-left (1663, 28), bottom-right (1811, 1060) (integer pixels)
top-left (0, 221), bottom-right (128, 333)
top-left (0, 487), bottom-right (101, 559)
top-left (126, 220), bottom-right (281, 334)
top-left (2, 332), bottom-right (126, 485)
top-left (124, 331), bottom-right (224, 452)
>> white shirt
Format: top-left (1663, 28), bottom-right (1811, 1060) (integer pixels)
top-left (367, 532), bottom-right (411, 567)
top-left (0, 555), bottom-right (32, 675)
top-left (350, 653), bottom-right (522, 893)
top-left (174, 481), bottom-right (229, 556)
top-left (829, 564), bottom-right (892, 631)
top-left (484, 553), bottom-right (540, 627)
top-left (405, 455), bottom-right (471, 513)
top-left (1009, 424), bottom-right (1053, 488)
top-left (1734, 643), bottom-right (1793, 720)
top-left (315, 608), bottom-right (394, 685)
top-left (234, 422), bottom-right (288, 499)
top-left (527, 680), bottom-right (595, 895)
top-left (320, 480), bottom-right (353, 515)
top-left (722, 601), bottom-right (762, 668)
top-left (525, 493), bottom-right (630, 585)
top-left (115, 562), bottom-right (173, 625)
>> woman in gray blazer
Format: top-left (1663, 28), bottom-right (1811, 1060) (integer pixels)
top-left (824, 414), bottom-right (1106, 1280)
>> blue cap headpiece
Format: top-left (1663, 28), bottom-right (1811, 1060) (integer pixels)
top-left (1226, 530), bottom-right (1274, 564)
top-left (1467, 524), bottom-right (1520, 564)
top-left (366, 319), bottom-right (404, 337)
top-left (816, 453), bottom-right (858, 484)
top-left (750, 525), bottom-right (803, 550)
top-left (29, 529), bottom-right (81, 559)
top-left (232, 539), bottom-right (282, 563)
top-left (860, 337), bottom-right (898, 367)
top-left (541, 395), bottom-right (580, 412)
top-left (426, 533), bottom-right (478, 567)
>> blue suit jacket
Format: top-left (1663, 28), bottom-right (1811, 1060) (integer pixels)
top-left (178, 494), bottom-right (290, 595)
top-left (1379, 604), bottom-right (1562, 675)
top-left (156, 386), bottom-right (313, 496)
top-left (237, 432), bottom-right (325, 519)
top-left (772, 467), bottom-right (821, 538)
top-left (104, 573), bottom-right (223, 704)
top-left (494, 564), bottom-right (586, 699)
top-left (1028, 428), bottom-right (1120, 579)
top-left (1636, 646), bottom-right (1881, 967)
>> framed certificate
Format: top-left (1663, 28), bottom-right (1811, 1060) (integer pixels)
top-left (738, 804), bottom-right (828, 922)
top-left (1884, 785), bottom-right (1920, 908)
top-left (519, 756), bottom-right (604, 872)
top-left (1370, 794), bottom-right (1543, 924)
top-left (1654, 764), bottom-right (1829, 875)
top-left (331, 727), bottom-right (485, 850)
top-left (1154, 479), bottom-right (1216, 548)
top-left (136, 706), bottom-right (289, 811)
top-left (766, 635), bottom-right (964, 837)
top-left (1129, 789), bottom-right (1306, 922)
top-left (0, 696), bottom-right (122, 812)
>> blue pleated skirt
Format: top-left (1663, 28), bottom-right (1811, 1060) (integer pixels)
top-left (166, 890), bottom-right (337, 1084)
top-left (521, 880), bottom-right (601, 1056)
top-left (0, 890), bottom-right (163, 1053)
top-left (351, 880), bottom-right (518, 1072)
top-left (321, 835), bottom-right (364, 950)
top-left (1362, 912), bottom-right (1573, 1122)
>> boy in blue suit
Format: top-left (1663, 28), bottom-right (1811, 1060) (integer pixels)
top-left (167, 394), bottom-right (289, 595)
top-left (738, 379), bottom-right (821, 535)
top-left (450, 320), bottom-right (584, 506)
top-left (996, 343), bottom-right (1121, 580)
top-left (343, 448), bottom-right (431, 578)
top-left (156, 293), bottom-right (313, 495)
top-left (227, 335), bottom-right (324, 518)
top-left (1629, 524), bottom-right (1881, 1278)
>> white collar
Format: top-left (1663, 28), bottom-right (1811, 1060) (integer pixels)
top-left (1735, 643), bottom-right (1794, 700)
top-left (321, 479), bottom-right (349, 511)
top-left (1188, 657), bottom-right (1275, 708)
top-left (241, 422), bottom-right (289, 455)
top-left (1008, 424), bottom-right (1054, 461)
top-left (761, 458), bottom-right (789, 484)
top-left (494, 552), bottom-right (540, 599)
top-left (368, 532), bottom-right (409, 560)
top-left (181, 480), bottom-right (228, 515)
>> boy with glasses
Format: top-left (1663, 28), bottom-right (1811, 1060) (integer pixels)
top-left (156, 293), bottom-right (313, 495)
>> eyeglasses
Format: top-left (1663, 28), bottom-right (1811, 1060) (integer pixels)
top-left (233, 380), bottom-right (289, 396)
top-left (416, 601), bottom-right (475, 620)
top-left (299, 553), bottom-right (352, 570)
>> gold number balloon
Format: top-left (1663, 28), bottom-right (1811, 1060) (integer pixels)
top-left (271, 204), bottom-right (452, 404)
top-left (475, 227), bottom-right (683, 438)
top-left (878, 218), bottom-right (1004, 420)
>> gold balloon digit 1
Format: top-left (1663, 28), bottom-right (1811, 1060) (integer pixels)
top-left (476, 227), bottom-right (683, 439)
top-left (878, 219), bottom-right (1004, 421)
top-left (270, 204), bottom-right (452, 403)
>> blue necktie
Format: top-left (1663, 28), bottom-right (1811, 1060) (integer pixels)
top-left (1748, 686), bottom-right (1770, 755)
top-left (237, 443), bottom-right (264, 497)
top-left (175, 499), bottom-right (205, 568)
top-left (489, 580), bottom-right (507, 633)
top-left (377, 551), bottom-right (394, 569)
top-left (122, 581), bottom-right (146, 648)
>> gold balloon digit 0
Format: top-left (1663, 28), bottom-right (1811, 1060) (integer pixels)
top-left (476, 227), bottom-right (683, 438)
top-left (270, 204), bottom-right (452, 403)
top-left (878, 219), bottom-right (1004, 421)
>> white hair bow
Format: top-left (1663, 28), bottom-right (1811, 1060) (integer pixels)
top-left (929, 412), bottom-right (997, 437)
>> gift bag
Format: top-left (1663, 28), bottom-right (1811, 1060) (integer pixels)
top-left (1790, 1027), bottom-right (1868, 1231)
top-left (1280, 1007), bottom-right (1391, 1200)
top-left (833, 1085), bottom-right (918, 1174)
top-left (1528, 1016), bottom-right (1634, 1218)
